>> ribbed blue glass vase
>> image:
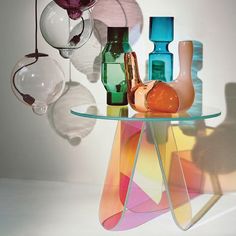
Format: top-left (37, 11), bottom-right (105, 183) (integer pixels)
top-left (149, 17), bottom-right (174, 82)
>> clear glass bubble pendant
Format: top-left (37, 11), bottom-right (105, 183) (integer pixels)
top-left (40, 1), bottom-right (94, 58)
top-left (11, 53), bottom-right (65, 115)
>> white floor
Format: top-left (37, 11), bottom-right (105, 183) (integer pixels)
top-left (0, 178), bottom-right (236, 236)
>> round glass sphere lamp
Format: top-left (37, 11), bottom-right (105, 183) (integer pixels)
top-left (11, 53), bottom-right (65, 115)
top-left (40, 1), bottom-right (94, 58)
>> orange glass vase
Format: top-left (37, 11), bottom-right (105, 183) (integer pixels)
top-left (124, 41), bottom-right (195, 113)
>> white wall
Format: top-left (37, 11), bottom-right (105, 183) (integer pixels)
top-left (0, 0), bottom-right (235, 184)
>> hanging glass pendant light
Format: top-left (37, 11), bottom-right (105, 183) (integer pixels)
top-left (91, 0), bottom-right (143, 46)
top-left (54, 0), bottom-right (97, 20)
top-left (11, 0), bottom-right (65, 115)
top-left (48, 62), bottom-right (97, 146)
top-left (40, 1), bottom-right (94, 58)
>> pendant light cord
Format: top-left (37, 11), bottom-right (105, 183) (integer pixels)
top-left (12, 0), bottom-right (40, 105)
top-left (69, 16), bottom-right (85, 45)
top-left (35, 0), bottom-right (38, 55)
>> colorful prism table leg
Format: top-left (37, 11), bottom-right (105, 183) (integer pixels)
top-left (99, 121), bottom-right (222, 231)
top-left (161, 123), bottom-right (222, 230)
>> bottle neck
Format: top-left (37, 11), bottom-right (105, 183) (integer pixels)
top-left (178, 41), bottom-right (193, 78)
top-left (124, 52), bottom-right (143, 90)
top-left (108, 40), bottom-right (128, 43)
top-left (107, 27), bottom-right (129, 43)
top-left (105, 42), bottom-right (131, 56)
top-left (153, 42), bottom-right (169, 53)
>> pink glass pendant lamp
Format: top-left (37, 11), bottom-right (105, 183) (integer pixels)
top-left (91, 0), bottom-right (143, 46)
top-left (11, 0), bottom-right (65, 115)
top-left (124, 41), bottom-right (194, 113)
top-left (54, 0), bottom-right (97, 20)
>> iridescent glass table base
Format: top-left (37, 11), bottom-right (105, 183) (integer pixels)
top-left (71, 105), bottom-right (221, 231)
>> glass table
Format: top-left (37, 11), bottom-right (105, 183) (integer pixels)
top-left (71, 104), bottom-right (221, 231)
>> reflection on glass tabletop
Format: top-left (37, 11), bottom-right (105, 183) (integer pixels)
top-left (71, 104), bottom-right (221, 122)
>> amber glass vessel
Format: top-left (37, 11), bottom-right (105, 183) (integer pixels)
top-left (124, 41), bottom-right (194, 113)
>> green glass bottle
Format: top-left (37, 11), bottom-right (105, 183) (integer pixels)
top-left (102, 27), bottom-right (132, 105)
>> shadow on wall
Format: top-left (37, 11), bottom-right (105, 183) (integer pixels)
top-left (167, 41), bottom-right (236, 195)
top-left (71, 0), bottom-right (143, 83)
top-left (191, 82), bottom-right (236, 193)
top-left (47, 81), bottom-right (97, 146)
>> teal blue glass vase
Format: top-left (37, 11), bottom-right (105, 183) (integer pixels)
top-left (149, 17), bottom-right (174, 82)
top-left (102, 27), bottom-right (132, 105)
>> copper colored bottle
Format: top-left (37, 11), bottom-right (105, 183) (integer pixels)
top-left (124, 41), bottom-right (194, 113)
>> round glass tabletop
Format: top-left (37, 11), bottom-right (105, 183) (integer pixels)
top-left (71, 104), bottom-right (221, 122)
